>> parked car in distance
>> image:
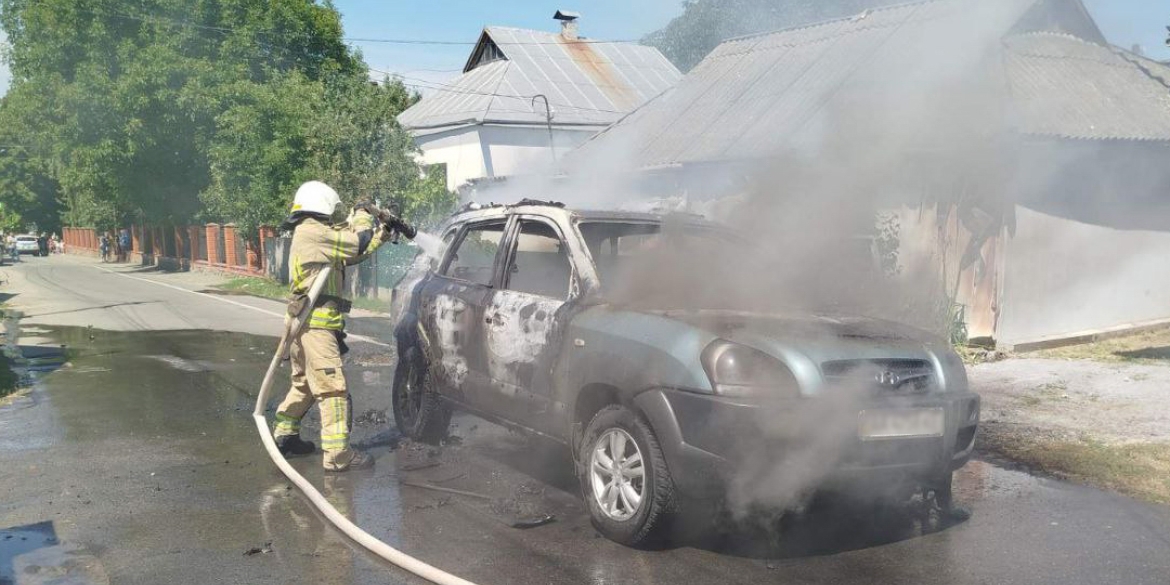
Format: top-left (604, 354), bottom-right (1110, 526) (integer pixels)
top-left (16, 235), bottom-right (42, 256)
top-left (390, 201), bottom-right (980, 546)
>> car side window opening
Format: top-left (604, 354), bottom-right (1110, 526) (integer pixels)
top-left (578, 222), bottom-right (662, 287)
top-left (442, 221), bottom-right (506, 286)
top-left (505, 219), bottom-right (572, 299)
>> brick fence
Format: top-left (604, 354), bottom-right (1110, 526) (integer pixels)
top-left (62, 224), bottom-right (275, 277)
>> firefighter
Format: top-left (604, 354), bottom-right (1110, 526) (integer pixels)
top-left (272, 180), bottom-right (388, 472)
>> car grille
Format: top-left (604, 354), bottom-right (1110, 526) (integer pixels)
top-left (821, 359), bottom-right (937, 395)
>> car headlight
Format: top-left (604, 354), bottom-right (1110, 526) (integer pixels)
top-left (701, 340), bottom-right (799, 398)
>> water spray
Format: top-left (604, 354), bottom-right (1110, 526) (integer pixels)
top-left (252, 211), bottom-right (479, 585)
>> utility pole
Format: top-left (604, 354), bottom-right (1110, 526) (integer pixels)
top-left (531, 94), bottom-right (556, 162)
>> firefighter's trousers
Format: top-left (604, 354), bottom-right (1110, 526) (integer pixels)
top-left (273, 327), bottom-right (355, 470)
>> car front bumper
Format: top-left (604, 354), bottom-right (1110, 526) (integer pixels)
top-left (634, 388), bottom-right (980, 500)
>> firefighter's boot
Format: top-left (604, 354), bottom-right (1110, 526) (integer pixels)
top-left (276, 434), bottom-right (317, 457)
top-left (325, 449), bottom-right (375, 473)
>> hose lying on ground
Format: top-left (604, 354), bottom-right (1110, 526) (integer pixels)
top-left (252, 266), bottom-right (479, 585)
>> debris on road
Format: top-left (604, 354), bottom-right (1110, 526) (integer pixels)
top-left (242, 540), bottom-right (271, 554)
top-left (401, 461), bottom-right (441, 472)
top-left (402, 481), bottom-right (493, 501)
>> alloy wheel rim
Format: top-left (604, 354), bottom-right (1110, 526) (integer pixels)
top-left (589, 428), bottom-right (645, 521)
top-left (400, 360), bottom-right (422, 421)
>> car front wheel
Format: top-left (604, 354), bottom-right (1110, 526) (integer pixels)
top-left (392, 345), bottom-right (451, 445)
top-left (578, 404), bottom-right (676, 547)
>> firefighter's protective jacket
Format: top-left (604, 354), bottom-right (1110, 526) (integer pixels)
top-left (289, 210), bottom-right (385, 331)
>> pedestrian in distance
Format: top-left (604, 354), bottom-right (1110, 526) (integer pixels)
top-left (270, 181), bottom-right (395, 472)
top-left (118, 229), bottom-right (130, 262)
top-left (6, 234), bottom-right (18, 263)
top-left (99, 232), bottom-right (110, 263)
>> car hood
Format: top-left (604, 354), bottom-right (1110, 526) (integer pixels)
top-left (644, 309), bottom-right (944, 361)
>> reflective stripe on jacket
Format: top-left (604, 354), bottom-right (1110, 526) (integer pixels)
top-left (289, 212), bottom-right (384, 331)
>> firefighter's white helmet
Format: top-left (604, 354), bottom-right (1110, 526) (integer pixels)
top-left (290, 181), bottom-right (341, 216)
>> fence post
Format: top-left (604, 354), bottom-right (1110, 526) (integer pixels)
top-left (187, 226), bottom-right (200, 265)
top-left (205, 224), bottom-right (221, 264)
top-left (223, 224), bottom-right (238, 268)
top-left (258, 226), bottom-right (275, 275)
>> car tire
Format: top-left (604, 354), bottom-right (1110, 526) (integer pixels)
top-left (578, 404), bottom-right (676, 547)
top-left (392, 344), bottom-right (451, 445)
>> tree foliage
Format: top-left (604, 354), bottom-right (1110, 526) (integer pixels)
top-left (645, 0), bottom-right (904, 72)
top-left (0, 0), bottom-right (451, 235)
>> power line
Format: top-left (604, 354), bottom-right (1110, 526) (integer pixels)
top-left (347, 36), bottom-right (639, 46)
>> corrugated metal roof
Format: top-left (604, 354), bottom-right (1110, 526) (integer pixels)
top-left (1004, 33), bottom-right (1170, 141)
top-left (573, 0), bottom-right (1170, 170)
top-left (398, 27), bottom-right (681, 132)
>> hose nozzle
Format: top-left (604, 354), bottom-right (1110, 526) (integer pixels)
top-left (376, 208), bottom-right (416, 244)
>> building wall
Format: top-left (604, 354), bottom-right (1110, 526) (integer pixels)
top-left (479, 125), bottom-right (594, 180)
top-left (997, 205), bottom-right (1170, 346)
top-left (414, 125), bottom-right (598, 192)
top-left (414, 128), bottom-right (488, 191)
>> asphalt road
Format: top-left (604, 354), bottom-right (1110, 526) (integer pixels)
top-left (1, 255), bottom-right (1168, 585)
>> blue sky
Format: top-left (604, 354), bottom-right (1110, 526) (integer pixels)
top-left (338, 0), bottom-right (1170, 91)
top-left (0, 1), bottom-right (1167, 94)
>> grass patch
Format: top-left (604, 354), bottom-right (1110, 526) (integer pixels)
top-left (1034, 328), bottom-right (1170, 364)
top-left (986, 434), bottom-right (1170, 504)
top-left (217, 276), bottom-right (390, 314)
top-left (217, 276), bottom-right (289, 301)
top-left (352, 296), bottom-right (389, 314)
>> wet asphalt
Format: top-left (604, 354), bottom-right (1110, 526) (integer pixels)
top-left (1, 256), bottom-right (1169, 585)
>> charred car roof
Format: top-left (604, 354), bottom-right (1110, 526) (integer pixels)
top-left (441, 202), bottom-right (717, 229)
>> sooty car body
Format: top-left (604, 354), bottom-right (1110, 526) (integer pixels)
top-left (390, 202), bottom-right (980, 546)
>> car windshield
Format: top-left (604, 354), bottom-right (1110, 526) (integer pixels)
top-left (578, 219), bottom-right (879, 312)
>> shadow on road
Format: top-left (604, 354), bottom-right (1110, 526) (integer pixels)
top-left (465, 428), bottom-right (965, 559)
top-left (1115, 346), bottom-right (1170, 361)
top-left (24, 301), bottom-right (161, 319)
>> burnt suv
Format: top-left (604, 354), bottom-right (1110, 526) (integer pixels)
top-left (390, 201), bottom-right (980, 546)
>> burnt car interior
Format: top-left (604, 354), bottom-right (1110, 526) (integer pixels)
top-left (579, 221), bottom-right (662, 286)
top-left (444, 221), bottom-right (505, 285)
top-left (505, 220), bottom-right (572, 299)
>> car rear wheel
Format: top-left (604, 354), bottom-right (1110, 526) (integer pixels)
top-left (392, 345), bottom-right (451, 445)
top-left (578, 404), bottom-right (676, 547)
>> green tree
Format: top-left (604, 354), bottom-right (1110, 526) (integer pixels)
top-left (201, 72), bottom-right (440, 237)
top-left (645, 0), bottom-right (902, 71)
top-left (0, 0), bottom-right (365, 228)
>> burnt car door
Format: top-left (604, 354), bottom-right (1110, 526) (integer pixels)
top-left (417, 218), bottom-right (511, 407)
top-left (480, 216), bottom-right (576, 432)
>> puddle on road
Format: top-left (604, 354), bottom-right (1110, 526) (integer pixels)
top-left (0, 521), bottom-right (109, 585)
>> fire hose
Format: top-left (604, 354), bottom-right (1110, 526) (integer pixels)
top-left (252, 213), bottom-right (478, 585)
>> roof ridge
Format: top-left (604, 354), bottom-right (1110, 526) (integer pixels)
top-left (720, 0), bottom-right (949, 45)
top-left (1111, 45), bottom-right (1170, 92)
top-left (1009, 30), bottom-right (1092, 43)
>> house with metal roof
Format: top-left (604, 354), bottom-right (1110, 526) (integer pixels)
top-left (564, 0), bottom-right (1170, 350)
top-left (396, 11), bottom-right (681, 192)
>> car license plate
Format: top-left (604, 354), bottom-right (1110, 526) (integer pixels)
top-left (858, 408), bottom-right (945, 440)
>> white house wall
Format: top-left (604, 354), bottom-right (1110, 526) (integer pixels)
top-left (414, 128), bottom-right (489, 191)
top-left (997, 205), bottom-right (1170, 346)
top-left (414, 125), bottom-right (598, 192)
top-left (478, 125), bottom-right (595, 181)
